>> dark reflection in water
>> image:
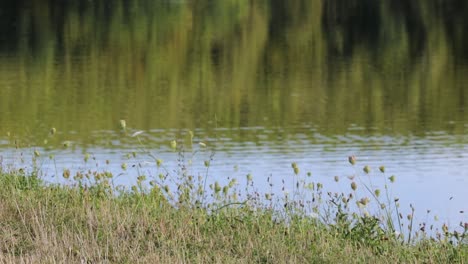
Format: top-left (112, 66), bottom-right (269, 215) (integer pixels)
top-left (0, 1), bottom-right (467, 144)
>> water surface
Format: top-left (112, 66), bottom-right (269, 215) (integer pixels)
top-left (0, 0), bottom-right (467, 225)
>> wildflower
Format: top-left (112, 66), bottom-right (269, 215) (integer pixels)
top-left (63, 169), bottom-right (70, 179)
top-left (214, 182), bottom-right (221, 193)
top-left (374, 189), bottom-right (381, 197)
top-left (228, 179), bottom-right (237, 188)
top-left (379, 166), bottom-right (385, 173)
top-left (442, 224), bottom-right (448, 233)
top-left (137, 175), bottom-right (146, 182)
top-left (170, 140), bottom-right (177, 150)
top-left (363, 165), bottom-right (371, 174)
top-left (359, 197), bottom-right (370, 206)
top-left (119, 120), bottom-right (126, 130)
top-left (293, 167), bottom-right (299, 175)
top-left (246, 174), bottom-right (253, 182)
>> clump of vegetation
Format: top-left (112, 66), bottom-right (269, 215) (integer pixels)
top-left (0, 130), bottom-right (466, 263)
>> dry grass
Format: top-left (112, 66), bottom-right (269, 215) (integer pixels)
top-left (0, 171), bottom-right (466, 263)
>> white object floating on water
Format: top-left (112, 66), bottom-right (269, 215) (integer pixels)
top-left (131, 131), bottom-right (144, 137)
top-left (138, 161), bottom-right (152, 166)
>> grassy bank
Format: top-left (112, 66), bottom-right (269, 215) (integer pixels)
top-left (0, 168), bottom-right (466, 263)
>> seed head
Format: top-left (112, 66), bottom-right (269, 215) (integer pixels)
top-left (170, 140), bottom-right (177, 150)
top-left (359, 197), bottom-right (370, 206)
top-left (137, 175), bottom-right (146, 182)
top-left (334, 176), bottom-right (339, 182)
top-left (379, 166), bottom-right (385, 173)
top-left (293, 167), bottom-right (299, 175)
top-left (348, 155), bottom-right (356, 165)
top-left (374, 189), bottom-right (381, 197)
top-left (119, 120), bottom-right (126, 130)
top-left (63, 169), bottom-right (70, 179)
top-left (214, 182), bottom-right (221, 193)
top-left (50, 127), bottom-right (57, 135)
top-left (228, 179), bottom-right (237, 188)
top-left (246, 174), bottom-right (253, 182)
top-left (363, 165), bottom-right (371, 174)
top-left (442, 224), bottom-right (448, 233)
top-left (389, 175), bottom-right (396, 183)
top-left (351, 182), bottom-right (357, 191)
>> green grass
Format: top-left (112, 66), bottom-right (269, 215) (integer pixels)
top-left (0, 167), bottom-right (466, 263)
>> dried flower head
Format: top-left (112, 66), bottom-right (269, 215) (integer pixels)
top-left (363, 165), bottom-right (371, 174)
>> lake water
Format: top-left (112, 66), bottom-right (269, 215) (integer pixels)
top-left (0, 1), bottom-right (467, 227)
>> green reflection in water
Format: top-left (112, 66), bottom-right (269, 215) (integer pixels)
top-left (0, 0), bottom-right (467, 148)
